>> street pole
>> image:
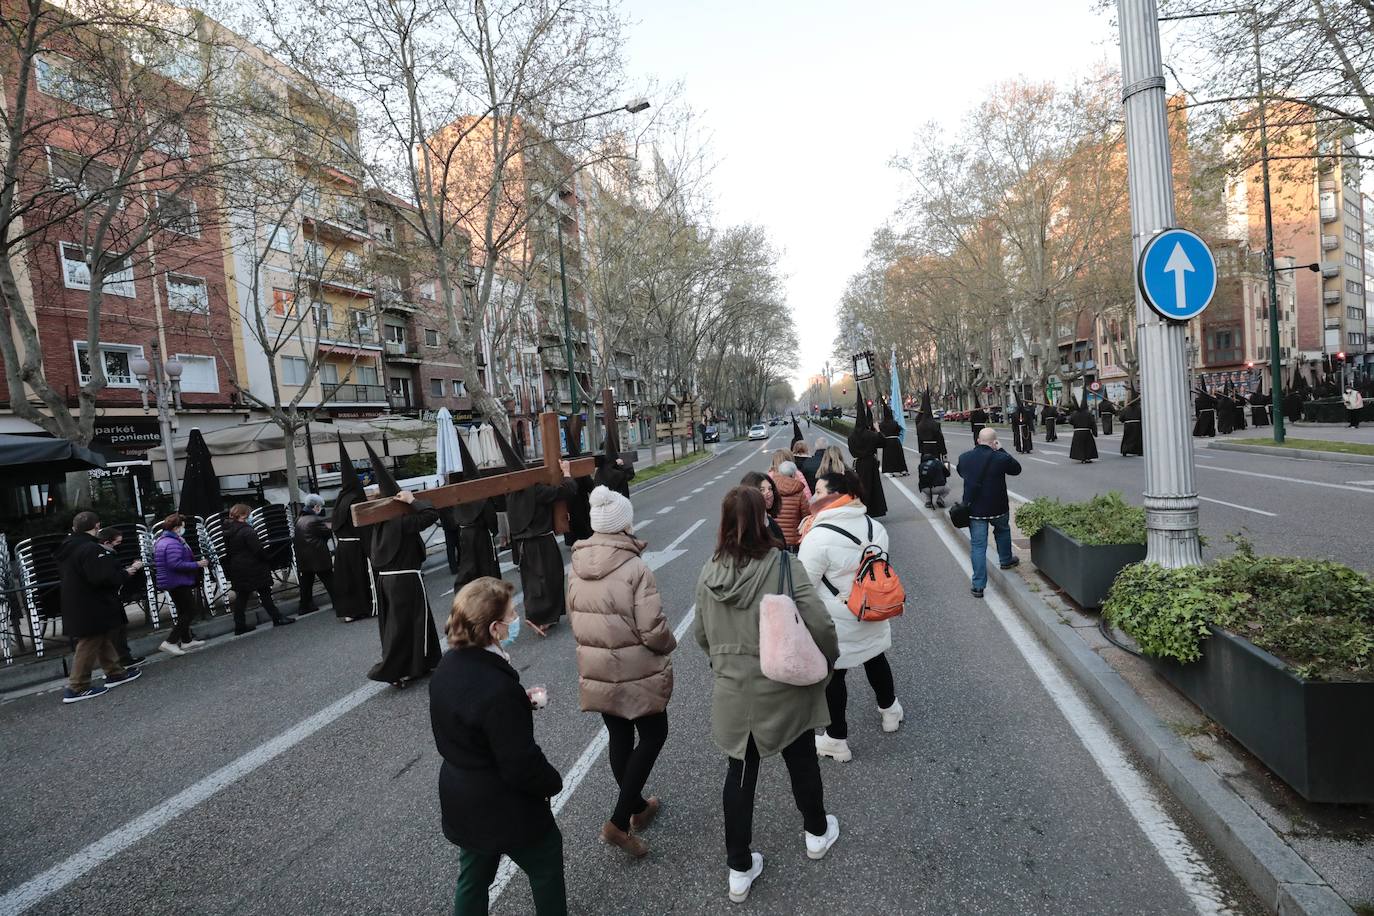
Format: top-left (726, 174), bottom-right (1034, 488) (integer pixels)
top-left (556, 212), bottom-right (579, 418)
top-left (1119, 0), bottom-right (1202, 567)
top-left (1251, 8), bottom-right (1285, 444)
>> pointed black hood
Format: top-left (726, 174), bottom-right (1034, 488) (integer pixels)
top-left (791, 415), bottom-right (804, 448)
top-left (566, 415), bottom-right (584, 458)
top-left (920, 388), bottom-right (933, 419)
top-left (332, 435), bottom-right (366, 534)
top-left (364, 441), bottom-right (400, 497)
top-left (603, 413), bottom-right (622, 463)
top-left (493, 424), bottom-right (525, 472)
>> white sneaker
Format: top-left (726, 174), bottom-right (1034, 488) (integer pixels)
top-left (814, 733), bottom-right (852, 762)
top-left (805, 815), bottom-right (840, 860)
top-left (728, 852), bottom-right (764, 903)
top-left (880, 699), bottom-right (905, 733)
top-left (181, 639), bottom-right (206, 651)
top-left (159, 640), bottom-right (187, 656)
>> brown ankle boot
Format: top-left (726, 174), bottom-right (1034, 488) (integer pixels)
top-left (601, 821), bottom-right (649, 858)
top-left (630, 796), bottom-right (660, 832)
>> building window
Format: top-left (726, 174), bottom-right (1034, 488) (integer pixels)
top-left (60, 244), bottom-right (134, 297)
top-left (354, 364), bottom-right (379, 385)
top-left (419, 280), bottom-right (436, 301)
top-left (430, 378), bottom-right (444, 397)
top-left (48, 148), bottom-right (116, 203)
top-left (281, 356), bottom-right (308, 385)
top-left (174, 354), bottom-right (218, 393)
top-left (34, 55), bottom-right (106, 110)
top-left (350, 309), bottom-right (375, 343)
top-left (1350, 307), bottom-right (1366, 322)
top-left (319, 363), bottom-right (339, 385)
top-left (452, 379), bottom-right (466, 397)
top-left (385, 323), bottom-right (406, 345)
top-left (157, 193), bottom-right (200, 236)
top-left (1345, 198), bottom-right (1361, 219)
top-left (1348, 280), bottom-right (1365, 297)
top-left (267, 225), bottom-right (293, 253)
top-left (74, 341), bottom-right (142, 387)
top-left (1348, 253), bottom-right (1364, 270)
top-left (152, 121), bottom-right (191, 158)
top-left (1347, 225), bottom-right (1363, 245)
top-left (1350, 332), bottom-right (1366, 347)
top-left (424, 328), bottom-right (440, 347)
top-left (167, 274), bottom-right (208, 313)
top-left (272, 288), bottom-right (297, 317)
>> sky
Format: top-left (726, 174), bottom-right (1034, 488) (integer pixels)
top-left (618, 0), bottom-right (1122, 399)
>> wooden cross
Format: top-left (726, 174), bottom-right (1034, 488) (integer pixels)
top-left (350, 403), bottom-right (602, 529)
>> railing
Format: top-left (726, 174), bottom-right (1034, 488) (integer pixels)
top-left (1324, 290), bottom-right (1342, 305)
top-left (1321, 235), bottom-right (1340, 251)
top-left (322, 382), bottom-right (388, 403)
top-left (388, 393), bottom-right (414, 409)
top-left (384, 340), bottom-right (421, 359)
top-left (1322, 263), bottom-right (1341, 278)
top-left (1320, 205), bottom-right (1338, 222)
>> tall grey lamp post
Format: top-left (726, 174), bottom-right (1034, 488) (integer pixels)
top-left (1118, 0), bottom-right (1202, 567)
top-left (131, 343), bottom-right (184, 505)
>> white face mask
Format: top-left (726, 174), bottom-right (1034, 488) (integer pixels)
top-left (175, 526), bottom-right (186, 537)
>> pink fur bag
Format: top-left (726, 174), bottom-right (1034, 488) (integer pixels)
top-left (759, 550), bottom-right (828, 686)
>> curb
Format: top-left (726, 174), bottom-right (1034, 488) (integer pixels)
top-left (932, 511), bottom-right (1355, 916)
top-left (1206, 441), bottom-right (1374, 465)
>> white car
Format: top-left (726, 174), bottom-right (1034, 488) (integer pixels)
top-left (748, 424), bottom-right (768, 440)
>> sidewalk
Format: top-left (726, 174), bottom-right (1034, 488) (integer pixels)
top-left (935, 498), bottom-right (1369, 915)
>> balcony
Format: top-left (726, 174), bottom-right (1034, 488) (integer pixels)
top-left (1322, 263), bottom-right (1342, 278)
top-left (1322, 235), bottom-right (1340, 251)
top-left (304, 205), bottom-right (369, 241)
top-left (388, 392), bottom-right (415, 411)
top-left (1324, 290), bottom-right (1342, 305)
top-left (379, 291), bottom-right (418, 314)
top-left (1321, 206), bottom-right (1338, 223)
top-left (383, 340), bottom-right (422, 363)
top-left (322, 382), bottom-right (388, 404)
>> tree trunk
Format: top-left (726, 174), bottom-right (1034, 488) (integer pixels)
top-left (282, 426), bottom-right (302, 507)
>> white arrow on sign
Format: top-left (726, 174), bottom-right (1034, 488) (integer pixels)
top-left (643, 517), bottom-right (705, 571)
top-left (1163, 242), bottom-right (1195, 311)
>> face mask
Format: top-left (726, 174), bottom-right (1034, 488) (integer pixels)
top-left (499, 615), bottom-right (521, 648)
top-left (175, 527), bottom-right (186, 537)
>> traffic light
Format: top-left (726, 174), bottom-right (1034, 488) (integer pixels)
top-left (1337, 352), bottom-right (1346, 361)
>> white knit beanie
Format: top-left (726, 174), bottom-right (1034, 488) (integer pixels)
top-left (589, 485), bottom-right (634, 534)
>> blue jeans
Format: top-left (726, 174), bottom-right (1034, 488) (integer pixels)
top-left (969, 514), bottom-right (1013, 590)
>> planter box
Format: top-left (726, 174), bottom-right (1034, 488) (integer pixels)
top-left (1028, 524), bottom-right (1145, 609)
top-left (1155, 626), bottom-right (1374, 803)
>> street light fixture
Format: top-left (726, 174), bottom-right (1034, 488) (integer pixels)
top-left (131, 342), bottom-right (184, 504)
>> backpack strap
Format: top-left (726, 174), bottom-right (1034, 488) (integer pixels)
top-left (814, 522), bottom-right (869, 595)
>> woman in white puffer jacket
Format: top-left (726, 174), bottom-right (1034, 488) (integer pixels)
top-left (798, 471), bottom-right (903, 763)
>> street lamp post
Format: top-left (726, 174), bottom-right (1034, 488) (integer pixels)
top-left (131, 342), bottom-right (184, 505)
top-left (1119, 0), bottom-right (1203, 567)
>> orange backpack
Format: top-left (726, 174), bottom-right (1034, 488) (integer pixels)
top-left (815, 520), bottom-right (907, 622)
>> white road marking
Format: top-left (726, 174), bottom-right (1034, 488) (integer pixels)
top-left (690, 486), bottom-right (705, 494)
top-left (657, 506), bottom-right (674, 515)
top-left (888, 478), bottom-right (1234, 915)
top-left (489, 604), bottom-right (699, 903)
top-left (633, 517), bottom-right (655, 531)
top-left (1198, 496), bottom-right (1277, 517)
top-left (1347, 480), bottom-right (1374, 486)
top-left (1196, 464), bottom-right (1374, 494)
top-left (0, 681), bottom-right (389, 915)
top-left (1023, 455), bottom-right (1058, 465)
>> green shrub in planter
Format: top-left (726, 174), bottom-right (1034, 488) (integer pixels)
top-left (1104, 541), bottom-right (1374, 681)
top-left (1015, 493), bottom-right (1146, 546)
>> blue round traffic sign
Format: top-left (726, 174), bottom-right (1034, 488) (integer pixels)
top-left (1137, 228), bottom-right (1216, 321)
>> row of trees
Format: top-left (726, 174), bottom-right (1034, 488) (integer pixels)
top-left (1, 0), bottom-right (794, 498)
top-left (837, 0), bottom-right (1372, 408)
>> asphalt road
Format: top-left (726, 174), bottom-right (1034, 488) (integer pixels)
top-left (0, 428), bottom-right (1262, 915)
top-left (928, 422), bottom-right (1374, 572)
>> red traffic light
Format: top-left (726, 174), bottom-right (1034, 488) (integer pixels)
top-left (866, 399), bottom-right (873, 407)
top-left (1337, 352), bottom-right (1347, 360)
top-left (1245, 361), bottom-right (1254, 368)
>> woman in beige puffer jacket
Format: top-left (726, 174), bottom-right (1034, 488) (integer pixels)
top-left (567, 485), bottom-right (676, 858)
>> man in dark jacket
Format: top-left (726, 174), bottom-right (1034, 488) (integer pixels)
top-left (57, 512), bottom-right (144, 703)
top-left (798, 437), bottom-right (826, 492)
top-left (293, 494), bottom-right (336, 614)
top-left (224, 504), bottom-right (293, 634)
top-left (955, 429), bottom-right (1022, 599)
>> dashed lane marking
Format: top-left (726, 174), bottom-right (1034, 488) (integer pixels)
top-left (888, 477), bottom-right (1234, 916)
top-left (1196, 464), bottom-right (1374, 494)
top-left (1197, 496), bottom-right (1277, 517)
top-left (657, 507), bottom-right (674, 515)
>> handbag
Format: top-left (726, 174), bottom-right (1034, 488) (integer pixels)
top-left (948, 453), bottom-right (994, 529)
top-left (758, 549), bottom-right (828, 686)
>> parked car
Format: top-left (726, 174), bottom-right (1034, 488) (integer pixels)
top-left (748, 424), bottom-right (768, 440)
top-left (703, 425), bottom-right (720, 443)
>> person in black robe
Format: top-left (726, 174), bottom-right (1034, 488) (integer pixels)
top-left (914, 389), bottom-right (947, 462)
top-left (1119, 390), bottom-right (1143, 456)
top-left (790, 415), bottom-right (805, 453)
top-left (1098, 396), bottom-right (1115, 436)
top-left (331, 436), bottom-right (377, 622)
top-left (847, 390), bottom-right (888, 518)
top-left (362, 443), bottom-right (442, 687)
top-left (1250, 382), bottom-right (1271, 427)
top-left (1216, 388), bottom-right (1235, 434)
top-left (969, 393), bottom-right (988, 441)
top-left (878, 402), bottom-right (909, 476)
top-left (1283, 388), bottom-right (1303, 423)
top-left (497, 426), bottom-right (578, 631)
top-left (595, 421), bottom-right (634, 497)
top-left (442, 428), bottom-right (501, 594)
top-left (1008, 395), bottom-right (1028, 453)
top-left (562, 416), bottom-right (594, 548)
top-left (1041, 401), bottom-right (1058, 442)
top-left (1192, 390), bottom-right (1217, 437)
top-left (1067, 399), bottom-right (1099, 463)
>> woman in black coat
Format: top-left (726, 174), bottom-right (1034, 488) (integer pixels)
top-left (223, 504), bottom-right (293, 634)
top-left (430, 577), bottom-right (567, 916)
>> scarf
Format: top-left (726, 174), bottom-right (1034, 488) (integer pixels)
top-left (799, 494), bottom-right (855, 539)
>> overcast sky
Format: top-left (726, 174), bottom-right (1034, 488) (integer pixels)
top-left (619, 0), bottom-right (1122, 397)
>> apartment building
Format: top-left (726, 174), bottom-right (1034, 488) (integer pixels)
top-left (1364, 193), bottom-right (1374, 372)
top-left (1183, 241), bottom-right (1298, 390)
top-left (0, 4), bottom-right (244, 466)
top-left (1229, 114), bottom-right (1365, 372)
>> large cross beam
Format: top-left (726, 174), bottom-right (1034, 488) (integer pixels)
top-left (351, 409), bottom-right (599, 528)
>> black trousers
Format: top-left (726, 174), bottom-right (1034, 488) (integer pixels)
top-left (298, 569), bottom-right (335, 612)
top-left (110, 625), bottom-right (135, 665)
top-left (602, 712), bottom-right (669, 831)
top-left (167, 585), bottom-right (202, 644)
top-left (1348, 408), bottom-right (1362, 428)
top-left (231, 586), bottom-right (285, 630)
top-left (443, 525), bottom-right (461, 575)
top-left (824, 653), bottom-right (896, 740)
top-left (723, 732), bottom-right (826, 871)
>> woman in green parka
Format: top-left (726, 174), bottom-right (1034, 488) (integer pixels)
top-left (694, 485), bottom-right (842, 904)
